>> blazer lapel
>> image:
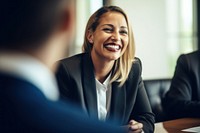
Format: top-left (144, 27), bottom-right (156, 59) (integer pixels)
top-left (107, 82), bottom-right (126, 124)
top-left (82, 53), bottom-right (98, 119)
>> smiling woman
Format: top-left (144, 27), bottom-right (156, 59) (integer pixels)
top-left (83, 6), bottom-right (133, 86)
top-left (87, 11), bottom-right (129, 83)
top-left (55, 6), bottom-right (155, 133)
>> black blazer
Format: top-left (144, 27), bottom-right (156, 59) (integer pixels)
top-left (56, 53), bottom-right (155, 133)
top-left (163, 50), bottom-right (200, 119)
top-left (0, 73), bottom-right (126, 133)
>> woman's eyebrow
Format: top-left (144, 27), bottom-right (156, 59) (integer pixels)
top-left (100, 24), bottom-right (113, 27)
top-left (120, 26), bottom-right (128, 29)
top-left (100, 24), bottom-right (127, 29)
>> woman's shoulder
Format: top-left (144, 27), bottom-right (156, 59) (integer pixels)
top-left (58, 53), bottom-right (90, 64)
top-left (59, 53), bottom-right (84, 62)
top-left (132, 57), bottom-right (142, 69)
top-left (127, 57), bottom-right (142, 78)
top-left (125, 57), bottom-right (143, 85)
top-left (56, 53), bottom-right (89, 71)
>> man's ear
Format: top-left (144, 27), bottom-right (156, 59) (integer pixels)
top-left (60, 5), bottom-right (75, 33)
top-left (87, 30), bottom-right (94, 44)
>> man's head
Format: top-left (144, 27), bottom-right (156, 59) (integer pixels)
top-left (0, 0), bottom-right (75, 51)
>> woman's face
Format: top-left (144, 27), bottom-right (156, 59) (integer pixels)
top-left (88, 12), bottom-right (129, 62)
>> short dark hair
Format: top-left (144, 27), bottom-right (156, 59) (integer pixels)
top-left (0, 0), bottom-right (69, 50)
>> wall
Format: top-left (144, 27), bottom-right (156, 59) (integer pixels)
top-left (112, 0), bottom-right (169, 79)
top-left (111, 0), bottom-right (196, 79)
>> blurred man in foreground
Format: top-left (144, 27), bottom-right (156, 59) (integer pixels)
top-left (0, 0), bottom-right (126, 132)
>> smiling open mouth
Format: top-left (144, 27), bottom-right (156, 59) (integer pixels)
top-left (104, 44), bottom-right (121, 51)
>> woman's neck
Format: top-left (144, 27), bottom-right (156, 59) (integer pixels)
top-left (91, 54), bottom-right (114, 83)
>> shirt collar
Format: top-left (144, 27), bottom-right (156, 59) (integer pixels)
top-left (0, 53), bottom-right (59, 101)
top-left (95, 72), bottom-right (112, 91)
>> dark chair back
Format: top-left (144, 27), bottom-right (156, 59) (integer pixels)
top-left (143, 79), bottom-right (171, 122)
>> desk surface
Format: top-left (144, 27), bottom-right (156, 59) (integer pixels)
top-left (155, 118), bottom-right (200, 133)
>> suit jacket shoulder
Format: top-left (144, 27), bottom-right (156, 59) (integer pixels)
top-left (0, 73), bottom-right (125, 133)
top-left (177, 50), bottom-right (200, 78)
top-left (126, 57), bottom-right (142, 82)
top-left (58, 53), bottom-right (84, 73)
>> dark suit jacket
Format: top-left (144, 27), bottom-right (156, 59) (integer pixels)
top-left (56, 53), bottom-right (155, 133)
top-left (0, 73), bottom-right (126, 133)
top-left (163, 50), bottom-right (200, 119)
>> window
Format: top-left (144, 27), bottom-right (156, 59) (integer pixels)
top-left (69, 0), bottom-right (103, 56)
top-left (111, 0), bottom-right (197, 79)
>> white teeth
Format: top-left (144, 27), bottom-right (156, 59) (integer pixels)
top-left (105, 45), bottom-right (120, 50)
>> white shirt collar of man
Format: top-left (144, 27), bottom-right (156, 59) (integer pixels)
top-left (0, 53), bottom-right (59, 101)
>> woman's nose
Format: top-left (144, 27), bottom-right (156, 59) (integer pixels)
top-left (111, 32), bottom-right (120, 41)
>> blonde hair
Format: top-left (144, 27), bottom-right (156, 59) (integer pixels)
top-left (82, 6), bottom-right (135, 86)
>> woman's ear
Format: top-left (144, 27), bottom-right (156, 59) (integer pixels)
top-left (87, 30), bottom-right (94, 44)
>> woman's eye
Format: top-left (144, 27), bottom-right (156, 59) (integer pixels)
top-left (103, 28), bottom-right (113, 32)
top-left (120, 30), bottom-right (128, 35)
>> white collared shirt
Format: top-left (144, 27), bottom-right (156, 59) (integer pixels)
top-left (0, 53), bottom-right (59, 101)
top-left (95, 73), bottom-right (111, 121)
